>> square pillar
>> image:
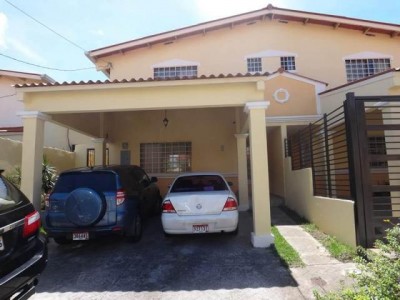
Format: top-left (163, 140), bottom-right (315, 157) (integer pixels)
top-left (19, 111), bottom-right (50, 210)
top-left (245, 101), bottom-right (274, 248)
top-left (235, 133), bottom-right (249, 211)
top-left (280, 125), bottom-right (288, 200)
top-left (92, 138), bottom-right (106, 166)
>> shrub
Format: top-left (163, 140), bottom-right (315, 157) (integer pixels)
top-left (5, 156), bottom-right (57, 209)
top-left (315, 222), bottom-right (400, 300)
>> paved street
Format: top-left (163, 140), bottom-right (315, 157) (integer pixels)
top-left (32, 212), bottom-right (303, 300)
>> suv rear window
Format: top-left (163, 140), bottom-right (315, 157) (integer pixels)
top-left (171, 175), bottom-right (228, 193)
top-left (53, 172), bottom-right (117, 193)
top-left (0, 177), bottom-right (29, 212)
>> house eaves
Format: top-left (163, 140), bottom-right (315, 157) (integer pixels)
top-left (87, 4), bottom-right (400, 65)
top-left (0, 69), bottom-right (55, 84)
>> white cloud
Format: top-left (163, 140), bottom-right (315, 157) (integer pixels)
top-left (193, 0), bottom-right (269, 20)
top-left (0, 13), bottom-right (8, 48)
top-left (7, 37), bottom-right (47, 64)
top-left (89, 29), bottom-right (104, 36)
top-left (0, 12), bottom-right (46, 65)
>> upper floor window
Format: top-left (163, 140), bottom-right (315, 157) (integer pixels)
top-left (247, 57), bottom-right (262, 73)
top-left (154, 66), bottom-right (197, 79)
top-left (280, 56), bottom-right (296, 71)
top-left (345, 58), bottom-right (391, 82)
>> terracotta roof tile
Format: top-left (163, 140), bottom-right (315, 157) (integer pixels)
top-left (14, 72), bottom-right (271, 88)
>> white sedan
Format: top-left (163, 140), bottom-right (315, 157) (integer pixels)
top-left (161, 172), bottom-right (239, 235)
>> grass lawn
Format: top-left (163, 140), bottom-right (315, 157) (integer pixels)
top-left (271, 226), bottom-right (304, 268)
top-left (302, 223), bottom-right (356, 262)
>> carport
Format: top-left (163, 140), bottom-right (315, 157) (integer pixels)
top-left (15, 75), bottom-right (273, 247)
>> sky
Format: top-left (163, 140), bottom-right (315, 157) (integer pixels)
top-left (0, 0), bottom-right (399, 83)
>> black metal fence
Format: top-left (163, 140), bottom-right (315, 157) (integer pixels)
top-left (289, 105), bottom-right (351, 199)
top-left (288, 93), bottom-right (400, 247)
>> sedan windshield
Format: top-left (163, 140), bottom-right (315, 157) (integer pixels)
top-left (171, 175), bottom-right (228, 193)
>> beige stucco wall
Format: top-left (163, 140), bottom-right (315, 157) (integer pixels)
top-left (320, 72), bottom-right (400, 113)
top-left (71, 107), bottom-right (240, 197)
top-left (284, 158), bottom-right (356, 247)
top-left (265, 76), bottom-right (318, 116)
top-left (0, 137), bottom-right (75, 174)
top-left (267, 126), bottom-right (285, 197)
top-left (103, 20), bottom-right (400, 90)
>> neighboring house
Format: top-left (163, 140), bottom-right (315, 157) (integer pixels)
top-left (0, 69), bottom-right (93, 171)
top-left (13, 5), bottom-right (400, 247)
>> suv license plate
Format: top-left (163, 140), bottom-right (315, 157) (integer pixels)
top-left (72, 232), bottom-right (89, 241)
top-left (193, 224), bottom-right (208, 233)
top-left (0, 236), bottom-right (4, 251)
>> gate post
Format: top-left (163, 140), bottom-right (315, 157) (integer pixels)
top-left (344, 92), bottom-right (368, 247)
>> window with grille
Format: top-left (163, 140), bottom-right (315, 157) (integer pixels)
top-left (368, 136), bottom-right (388, 168)
top-left (86, 148), bottom-right (109, 167)
top-left (153, 66), bottom-right (197, 79)
top-left (280, 56), bottom-right (296, 71)
top-left (247, 57), bottom-right (262, 73)
top-left (140, 142), bottom-right (192, 173)
top-left (345, 58), bottom-right (391, 82)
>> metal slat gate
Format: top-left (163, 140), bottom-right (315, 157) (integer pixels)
top-left (345, 93), bottom-right (400, 247)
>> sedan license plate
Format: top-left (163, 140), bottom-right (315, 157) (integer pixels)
top-left (193, 224), bottom-right (208, 233)
top-left (0, 236), bottom-right (4, 251)
top-left (72, 232), bottom-right (89, 241)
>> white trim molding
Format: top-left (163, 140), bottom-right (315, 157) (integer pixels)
top-left (244, 101), bottom-right (270, 114)
top-left (16, 111), bottom-right (51, 121)
top-left (273, 88), bottom-right (290, 104)
top-left (265, 115), bottom-right (322, 124)
top-left (342, 51), bottom-right (393, 61)
top-left (245, 50), bottom-right (298, 60)
top-left (152, 59), bottom-right (200, 68)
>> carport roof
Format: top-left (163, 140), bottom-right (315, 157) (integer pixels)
top-left (14, 72), bottom-right (272, 89)
top-left (14, 70), bottom-right (327, 89)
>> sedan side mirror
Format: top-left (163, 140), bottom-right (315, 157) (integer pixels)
top-left (150, 176), bottom-right (158, 183)
top-left (228, 181), bottom-right (233, 186)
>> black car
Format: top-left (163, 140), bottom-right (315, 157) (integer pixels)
top-left (44, 165), bottom-right (162, 244)
top-left (0, 171), bottom-right (47, 300)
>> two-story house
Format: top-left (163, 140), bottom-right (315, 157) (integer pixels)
top-left (14, 5), bottom-right (400, 247)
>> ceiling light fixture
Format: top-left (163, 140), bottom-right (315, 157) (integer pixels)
top-left (163, 110), bottom-right (169, 127)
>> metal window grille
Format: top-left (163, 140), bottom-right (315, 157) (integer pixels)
top-left (280, 56), bottom-right (296, 71)
top-left (345, 58), bottom-right (391, 82)
top-left (154, 66), bottom-right (198, 79)
top-left (247, 57), bottom-right (262, 73)
top-left (368, 136), bottom-right (388, 168)
top-left (140, 142), bottom-right (192, 173)
top-left (87, 149), bottom-right (95, 167)
top-left (86, 148), bottom-right (109, 167)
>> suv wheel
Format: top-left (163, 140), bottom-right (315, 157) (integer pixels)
top-left (65, 188), bottom-right (106, 227)
top-left (126, 214), bottom-right (142, 243)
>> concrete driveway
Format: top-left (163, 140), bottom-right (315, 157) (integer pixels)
top-left (32, 212), bottom-right (304, 300)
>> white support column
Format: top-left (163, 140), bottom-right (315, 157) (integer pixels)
top-left (280, 125), bottom-right (288, 200)
top-left (245, 101), bottom-right (274, 248)
top-left (235, 133), bottom-right (249, 211)
top-left (19, 111), bottom-right (51, 210)
top-left (92, 138), bottom-right (106, 166)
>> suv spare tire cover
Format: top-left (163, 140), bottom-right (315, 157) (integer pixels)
top-left (65, 188), bottom-right (106, 227)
